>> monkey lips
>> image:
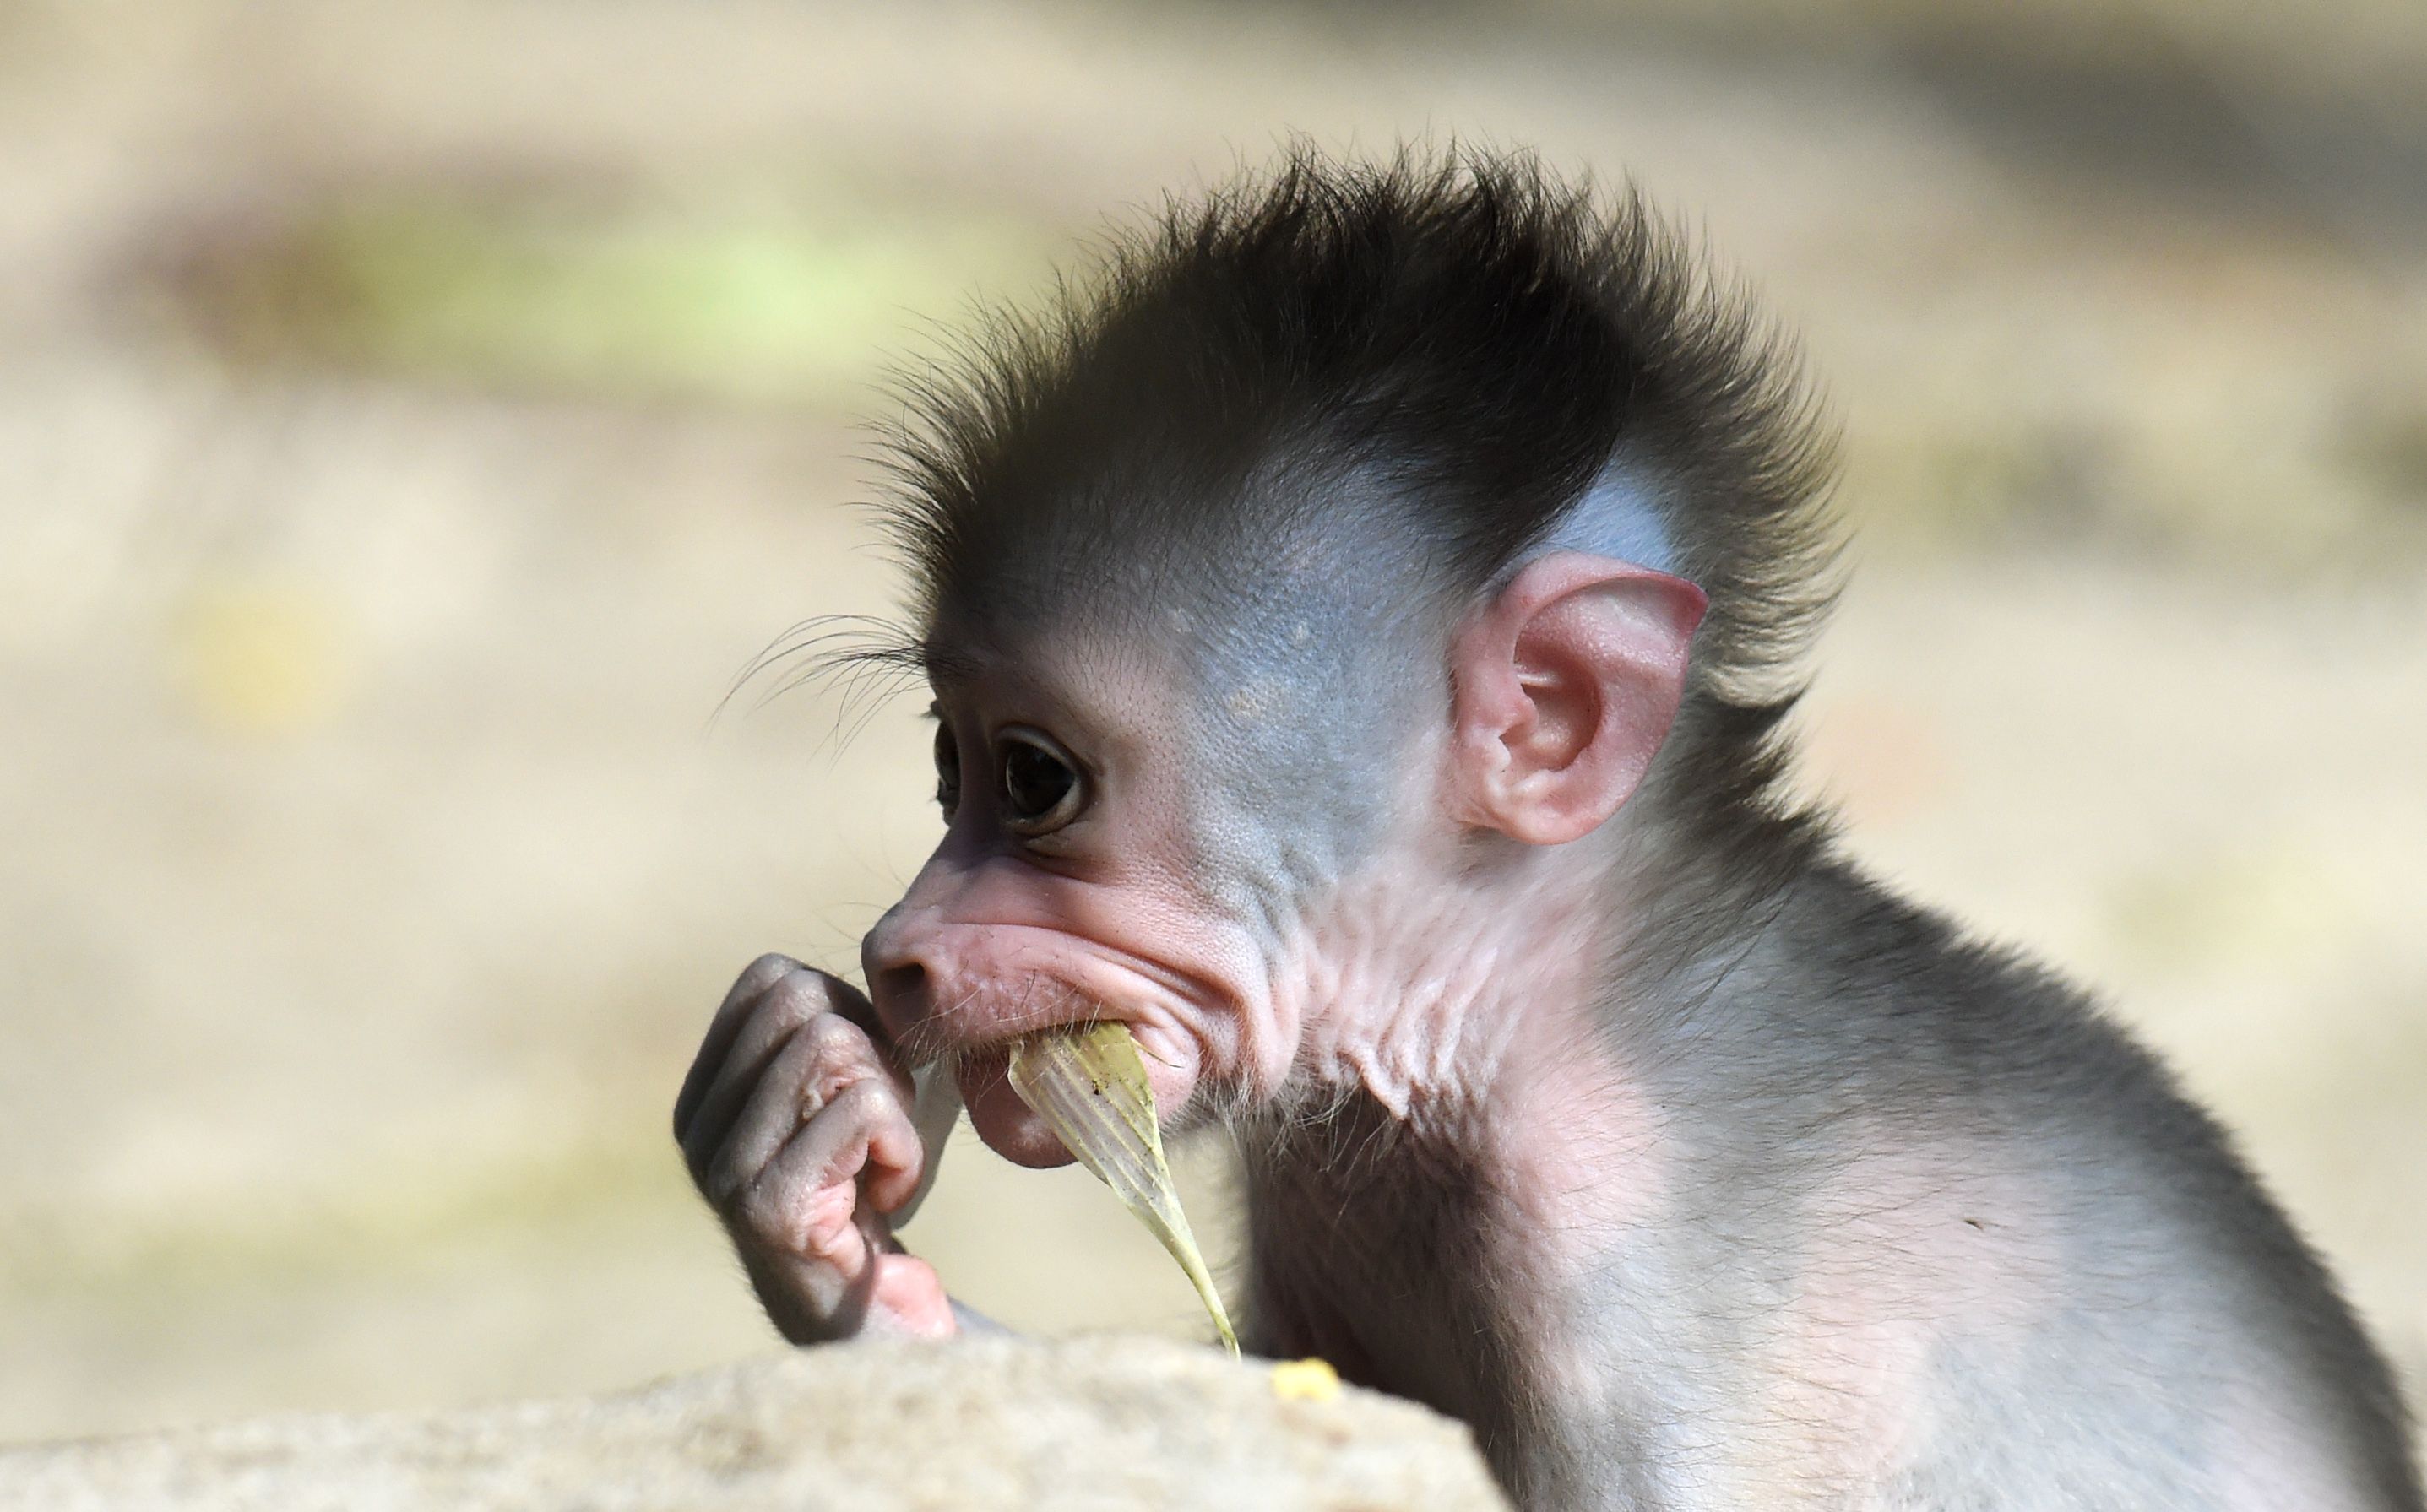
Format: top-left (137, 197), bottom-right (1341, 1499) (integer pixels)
top-left (867, 909), bottom-right (1222, 1170)
top-left (949, 1008), bottom-right (1203, 1170)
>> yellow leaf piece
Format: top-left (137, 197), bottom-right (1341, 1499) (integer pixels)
top-left (1006, 1022), bottom-right (1239, 1357)
top-left (1269, 1358), bottom-right (1342, 1403)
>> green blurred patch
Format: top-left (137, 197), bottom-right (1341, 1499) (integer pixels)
top-left (172, 187), bottom-right (1058, 407)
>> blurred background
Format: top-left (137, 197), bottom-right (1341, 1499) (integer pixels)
top-left (3, 0), bottom-right (2423, 1445)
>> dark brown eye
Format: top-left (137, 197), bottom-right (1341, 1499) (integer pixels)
top-left (997, 729), bottom-right (1084, 836)
top-left (933, 723), bottom-right (962, 819)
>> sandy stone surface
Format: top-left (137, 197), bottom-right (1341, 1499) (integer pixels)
top-left (0, 1336), bottom-right (1507, 1511)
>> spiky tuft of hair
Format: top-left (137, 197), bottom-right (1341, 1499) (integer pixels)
top-left (873, 144), bottom-right (1839, 719)
top-left (864, 146), bottom-right (1825, 728)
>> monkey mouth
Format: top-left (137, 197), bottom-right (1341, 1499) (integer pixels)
top-left (958, 1042), bottom-right (1075, 1168)
top-left (940, 1017), bottom-right (1203, 1170)
top-left (874, 958), bottom-right (1210, 1167)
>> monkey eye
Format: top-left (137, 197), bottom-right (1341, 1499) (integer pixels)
top-left (932, 723), bottom-right (962, 819)
top-left (996, 728), bottom-right (1086, 837)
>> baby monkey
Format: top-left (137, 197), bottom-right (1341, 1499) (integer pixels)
top-left (674, 149), bottom-right (2421, 1509)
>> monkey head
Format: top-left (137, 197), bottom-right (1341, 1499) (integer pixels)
top-left (856, 154), bottom-right (1822, 1167)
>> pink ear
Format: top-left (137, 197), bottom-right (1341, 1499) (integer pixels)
top-left (1449, 553), bottom-right (1708, 845)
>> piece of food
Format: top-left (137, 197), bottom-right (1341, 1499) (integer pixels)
top-left (1268, 1358), bottom-right (1342, 1403)
top-left (1007, 1021), bottom-right (1240, 1356)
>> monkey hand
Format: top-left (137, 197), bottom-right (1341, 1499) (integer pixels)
top-left (673, 953), bottom-right (955, 1343)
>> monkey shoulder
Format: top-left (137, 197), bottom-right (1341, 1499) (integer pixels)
top-left (1735, 857), bottom-right (2419, 1493)
top-left (1767, 856), bottom-right (2318, 1228)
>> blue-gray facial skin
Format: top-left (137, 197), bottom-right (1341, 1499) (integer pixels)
top-left (676, 149), bottom-right (2425, 1512)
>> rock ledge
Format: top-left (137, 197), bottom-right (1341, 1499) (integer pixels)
top-left (0, 1336), bottom-right (1507, 1510)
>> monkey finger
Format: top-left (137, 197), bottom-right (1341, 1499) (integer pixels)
top-left (680, 1011), bottom-right (817, 1183)
top-left (849, 1081), bottom-right (929, 1216)
top-left (702, 1022), bottom-right (912, 1206)
top-left (741, 1081), bottom-right (925, 1251)
top-left (673, 953), bottom-right (807, 1139)
top-left (698, 1025), bottom-right (831, 1205)
top-left (677, 971), bottom-right (873, 1165)
top-left (798, 970), bottom-right (883, 1043)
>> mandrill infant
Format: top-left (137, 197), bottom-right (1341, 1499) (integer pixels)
top-left (673, 149), bottom-right (2422, 1510)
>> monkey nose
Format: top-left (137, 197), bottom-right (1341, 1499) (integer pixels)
top-left (861, 922), bottom-right (933, 1040)
top-left (872, 960), bottom-right (929, 1021)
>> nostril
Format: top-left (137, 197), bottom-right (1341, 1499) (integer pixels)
top-left (872, 961), bottom-right (928, 1013)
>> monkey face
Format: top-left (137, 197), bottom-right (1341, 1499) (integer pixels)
top-left (858, 543), bottom-right (1705, 1168)
top-left (861, 633), bottom-right (1294, 1169)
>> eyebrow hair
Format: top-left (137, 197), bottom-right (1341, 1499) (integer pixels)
top-left (918, 641), bottom-right (996, 690)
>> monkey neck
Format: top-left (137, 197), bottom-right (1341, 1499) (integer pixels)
top-left (1246, 804), bottom-right (1679, 1196)
top-left (1266, 826), bottom-right (1626, 1123)
top-left (1239, 795), bottom-right (1773, 1461)
top-left (1241, 816), bottom-right (1665, 1337)
top-left (1238, 1016), bottom-right (1659, 1488)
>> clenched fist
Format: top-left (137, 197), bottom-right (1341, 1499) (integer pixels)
top-left (673, 954), bottom-right (956, 1342)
